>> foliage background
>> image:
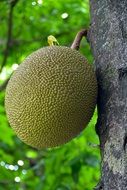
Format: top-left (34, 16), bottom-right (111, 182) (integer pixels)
top-left (0, 0), bottom-right (100, 189)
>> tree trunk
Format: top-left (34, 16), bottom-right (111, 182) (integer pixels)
top-left (88, 1), bottom-right (127, 189)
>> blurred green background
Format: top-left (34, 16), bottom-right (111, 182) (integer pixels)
top-left (0, 0), bottom-right (100, 189)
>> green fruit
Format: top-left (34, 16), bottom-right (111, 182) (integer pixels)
top-left (5, 46), bottom-right (97, 149)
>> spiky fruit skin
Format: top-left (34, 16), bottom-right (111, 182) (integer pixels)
top-left (5, 46), bottom-right (97, 149)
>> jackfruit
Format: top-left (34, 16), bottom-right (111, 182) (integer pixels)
top-left (5, 46), bottom-right (97, 149)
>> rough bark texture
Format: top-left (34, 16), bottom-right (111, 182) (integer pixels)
top-left (88, 1), bottom-right (127, 189)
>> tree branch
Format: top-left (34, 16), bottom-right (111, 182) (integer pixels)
top-left (0, 0), bottom-right (19, 73)
top-left (10, 0), bottom-right (19, 7)
top-left (0, 77), bottom-right (11, 92)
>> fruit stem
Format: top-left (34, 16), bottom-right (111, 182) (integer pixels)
top-left (71, 29), bottom-right (88, 50)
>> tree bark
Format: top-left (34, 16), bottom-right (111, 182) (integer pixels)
top-left (88, 1), bottom-right (127, 189)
